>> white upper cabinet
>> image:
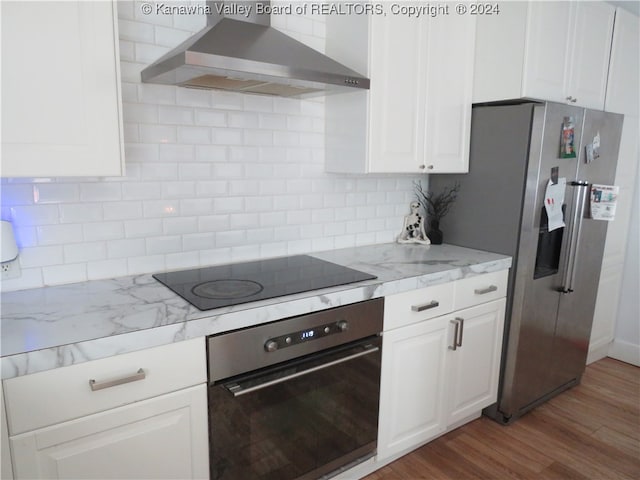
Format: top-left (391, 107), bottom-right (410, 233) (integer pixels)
top-left (326, 10), bottom-right (475, 174)
top-left (1, 1), bottom-right (124, 178)
top-left (474, 1), bottom-right (615, 110)
top-left (605, 8), bottom-right (640, 116)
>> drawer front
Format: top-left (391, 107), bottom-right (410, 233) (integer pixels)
top-left (3, 338), bottom-right (206, 435)
top-left (454, 270), bottom-right (508, 311)
top-left (384, 282), bottom-right (455, 331)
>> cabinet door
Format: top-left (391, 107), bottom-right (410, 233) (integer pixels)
top-left (522, 1), bottom-right (572, 103)
top-left (1, 1), bottom-right (124, 177)
top-left (377, 318), bottom-right (448, 460)
top-left (566, 2), bottom-right (615, 110)
top-left (368, 15), bottom-right (427, 173)
top-left (423, 14), bottom-right (475, 173)
top-left (10, 385), bottom-right (209, 480)
top-left (605, 8), bottom-right (640, 116)
top-left (445, 299), bottom-right (505, 426)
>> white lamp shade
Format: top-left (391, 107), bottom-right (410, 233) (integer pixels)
top-left (1, 220), bottom-right (19, 262)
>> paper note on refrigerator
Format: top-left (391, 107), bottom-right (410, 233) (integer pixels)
top-left (544, 178), bottom-right (566, 231)
top-left (590, 184), bottom-right (619, 221)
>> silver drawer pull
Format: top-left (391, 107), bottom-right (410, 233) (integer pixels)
top-left (89, 368), bottom-right (146, 391)
top-left (474, 285), bottom-right (498, 295)
top-left (411, 300), bottom-right (440, 312)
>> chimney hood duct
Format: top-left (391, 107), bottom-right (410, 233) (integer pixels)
top-left (141, 0), bottom-right (369, 97)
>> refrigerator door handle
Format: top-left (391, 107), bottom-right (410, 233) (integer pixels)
top-left (567, 182), bottom-right (589, 293)
top-left (561, 181), bottom-right (589, 294)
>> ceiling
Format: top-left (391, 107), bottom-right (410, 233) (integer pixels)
top-left (607, 1), bottom-right (640, 16)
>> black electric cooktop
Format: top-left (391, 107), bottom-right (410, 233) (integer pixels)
top-left (153, 255), bottom-right (377, 311)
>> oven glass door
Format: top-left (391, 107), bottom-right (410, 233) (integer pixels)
top-left (208, 338), bottom-right (381, 480)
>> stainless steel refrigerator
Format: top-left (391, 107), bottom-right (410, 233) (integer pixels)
top-left (430, 102), bottom-right (623, 424)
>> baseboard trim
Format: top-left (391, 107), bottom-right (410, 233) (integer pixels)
top-left (587, 339), bottom-right (611, 364)
top-left (608, 339), bottom-right (640, 367)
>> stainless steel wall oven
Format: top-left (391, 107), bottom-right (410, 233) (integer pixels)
top-left (207, 298), bottom-right (384, 480)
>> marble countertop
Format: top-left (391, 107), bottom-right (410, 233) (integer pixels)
top-left (1, 243), bottom-right (511, 379)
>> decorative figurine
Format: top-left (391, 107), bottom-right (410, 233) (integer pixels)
top-left (397, 201), bottom-right (430, 245)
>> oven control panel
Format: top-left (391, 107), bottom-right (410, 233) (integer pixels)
top-left (265, 320), bottom-right (349, 352)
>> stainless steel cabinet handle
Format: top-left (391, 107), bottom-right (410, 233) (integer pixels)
top-left (474, 285), bottom-right (498, 295)
top-left (411, 300), bottom-right (440, 312)
top-left (89, 368), bottom-right (146, 391)
top-left (449, 319), bottom-right (460, 350)
top-left (449, 318), bottom-right (465, 351)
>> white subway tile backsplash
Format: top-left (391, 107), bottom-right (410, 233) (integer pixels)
top-left (64, 242), bottom-right (107, 263)
top-left (107, 238), bottom-right (146, 259)
top-left (196, 145), bottom-right (227, 162)
top-left (82, 222), bottom-right (125, 241)
top-left (36, 224), bottom-right (83, 246)
top-left (178, 126), bottom-right (211, 144)
top-left (1, 184), bottom-right (34, 205)
top-left (182, 232), bottom-right (215, 251)
top-left (11, 203), bottom-right (59, 227)
top-left (180, 198), bottom-right (213, 215)
top-left (213, 197), bottom-right (244, 213)
top-left (230, 213), bottom-right (260, 230)
top-left (198, 214), bottom-right (230, 233)
top-left (139, 124), bottom-right (177, 144)
top-left (1, 7), bottom-right (422, 292)
top-left (154, 25), bottom-right (194, 47)
top-left (196, 181), bottom-right (228, 197)
top-left (87, 259), bottom-right (128, 280)
top-left (216, 230), bottom-right (245, 248)
top-left (80, 183), bottom-right (122, 202)
top-left (34, 184), bottom-right (79, 204)
top-left (179, 163), bottom-right (212, 179)
top-left (103, 201), bottom-right (143, 221)
top-left (138, 84), bottom-right (176, 105)
top-left (19, 246), bottom-right (64, 267)
top-left (145, 235), bottom-right (182, 255)
top-left (212, 128), bottom-right (244, 145)
top-left (13, 226), bottom-right (38, 248)
top-left (140, 162), bottom-right (179, 179)
top-left (122, 182), bottom-right (162, 200)
top-left (195, 110), bottom-right (227, 127)
top-left (211, 91), bottom-right (243, 110)
top-left (244, 130), bottom-right (274, 146)
top-left (127, 254), bottom-right (165, 275)
top-left (158, 106), bottom-right (194, 125)
top-left (176, 88), bottom-right (212, 108)
top-left (199, 247), bottom-right (232, 266)
top-left (165, 251), bottom-right (200, 270)
top-left (142, 200), bottom-right (180, 218)
top-left (228, 112), bottom-right (259, 129)
top-left (163, 216), bottom-right (198, 235)
top-left (42, 264), bottom-right (87, 286)
top-left (161, 181), bottom-right (196, 198)
top-left (244, 95), bottom-right (274, 113)
top-left (118, 18), bottom-right (154, 43)
top-left (124, 218), bottom-right (163, 238)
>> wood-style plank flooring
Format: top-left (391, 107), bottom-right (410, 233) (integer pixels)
top-left (364, 358), bottom-right (640, 479)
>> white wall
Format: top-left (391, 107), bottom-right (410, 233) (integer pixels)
top-left (609, 165), bottom-right (640, 366)
top-left (0, 1), bottom-right (420, 292)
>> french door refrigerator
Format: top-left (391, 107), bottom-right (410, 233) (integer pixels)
top-left (430, 102), bottom-right (623, 424)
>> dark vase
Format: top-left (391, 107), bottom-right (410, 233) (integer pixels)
top-left (427, 219), bottom-right (443, 245)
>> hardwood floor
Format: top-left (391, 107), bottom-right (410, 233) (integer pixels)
top-left (364, 358), bottom-right (640, 479)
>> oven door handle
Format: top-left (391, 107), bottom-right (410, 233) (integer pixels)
top-left (224, 344), bottom-right (380, 397)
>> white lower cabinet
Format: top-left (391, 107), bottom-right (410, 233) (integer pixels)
top-left (377, 317), bottom-right (449, 458)
top-left (445, 300), bottom-right (506, 426)
top-left (377, 272), bottom-right (507, 462)
top-left (3, 338), bottom-right (209, 480)
top-left (10, 385), bottom-right (208, 480)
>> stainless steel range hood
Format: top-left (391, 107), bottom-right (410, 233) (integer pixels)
top-left (141, 0), bottom-right (369, 97)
